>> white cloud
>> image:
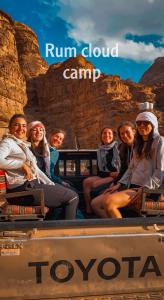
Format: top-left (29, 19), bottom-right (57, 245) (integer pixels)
top-left (147, 0), bottom-right (155, 3)
top-left (56, 0), bottom-right (164, 62)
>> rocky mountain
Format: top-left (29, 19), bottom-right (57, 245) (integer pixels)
top-left (0, 11), bottom-right (27, 136)
top-left (0, 10), bottom-right (163, 147)
top-left (25, 55), bottom-right (160, 148)
top-left (140, 57), bottom-right (164, 85)
top-left (0, 10), bottom-right (48, 137)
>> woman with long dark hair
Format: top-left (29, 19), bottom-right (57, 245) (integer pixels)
top-left (91, 121), bottom-right (136, 218)
top-left (83, 127), bottom-right (120, 214)
top-left (27, 121), bottom-right (50, 176)
top-left (104, 112), bottom-right (164, 218)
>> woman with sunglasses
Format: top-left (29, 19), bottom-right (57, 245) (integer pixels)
top-left (104, 112), bottom-right (164, 218)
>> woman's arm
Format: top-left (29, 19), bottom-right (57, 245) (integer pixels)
top-left (144, 137), bottom-right (164, 189)
top-left (37, 166), bottom-right (55, 185)
top-left (0, 139), bottom-right (24, 169)
top-left (118, 156), bottom-right (134, 186)
top-left (49, 148), bottom-right (62, 183)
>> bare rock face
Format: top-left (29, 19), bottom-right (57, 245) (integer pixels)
top-left (140, 57), bottom-right (164, 120)
top-left (140, 57), bottom-right (164, 85)
top-left (27, 55), bottom-right (161, 148)
top-left (14, 21), bottom-right (48, 80)
top-left (0, 10), bottom-right (27, 134)
top-left (14, 21), bottom-right (48, 107)
top-left (154, 84), bottom-right (164, 111)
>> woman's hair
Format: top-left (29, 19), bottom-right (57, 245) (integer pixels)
top-left (117, 121), bottom-right (135, 140)
top-left (100, 127), bottom-right (114, 144)
top-left (8, 114), bottom-right (27, 129)
top-left (27, 121), bottom-right (46, 157)
top-left (135, 130), bottom-right (153, 159)
top-left (48, 129), bottom-right (66, 145)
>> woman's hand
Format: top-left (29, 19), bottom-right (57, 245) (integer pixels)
top-left (22, 163), bottom-right (33, 180)
top-left (103, 183), bottom-right (120, 194)
top-left (110, 171), bottom-right (119, 178)
top-left (62, 181), bottom-right (71, 188)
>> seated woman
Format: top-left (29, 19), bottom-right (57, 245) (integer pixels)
top-left (83, 127), bottom-right (121, 214)
top-left (104, 111), bottom-right (164, 218)
top-left (48, 129), bottom-right (70, 187)
top-left (0, 114), bottom-right (79, 220)
top-left (91, 121), bottom-right (136, 218)
top-left (27, 121), bottom-right (50, 175)
top-left (28, 122), bottom-right (69, 187)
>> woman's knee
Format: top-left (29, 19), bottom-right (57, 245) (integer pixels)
top-left (104, 195), bottom-right (116, 211)
top-left (91, 197), bottom-right (102, 210)
top-left (68, 190), bottom-right (79, 204)
top-left (91, 199), bottom-right (96, 210)
top-left (92, 180), bottom-right (100, 189)
top-left (83, 177), bottom-right (95, 188)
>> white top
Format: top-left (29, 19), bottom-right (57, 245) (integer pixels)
top-left (119, 135), bottom-right (164, 189)
top-left (0, 137), bottom-right (54, 189)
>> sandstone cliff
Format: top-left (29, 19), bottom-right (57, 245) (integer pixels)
top-left (140, 56), bottom-right (164, 118)
top-left (25, 55), bottom-right (162, 148)
top-left (14, 21), bottom-right (48, 80)
top-left (0, 10), bottom-right (48, 136)
top-left (0, 10), bottom-right (27, 136)
top-left (140, 57), bottom-right (164, 85)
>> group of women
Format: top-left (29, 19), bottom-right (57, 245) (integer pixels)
top-left (0, 111), bottom-right (163, 219)
top-left (83, 111), bottom-right (164, 218)
top-left (0, 114), bottom-right (79, 219)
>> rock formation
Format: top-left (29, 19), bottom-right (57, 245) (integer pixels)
top-left (14, 21), bottom-right (48, 108)
top-left (14, 21), bottom-right (48, 80)
top-left (140, 57), bottom-right (164, 85)
top-left (0, 10), bottom-right (27, 136)
top-left (25, 55), bottom-right (161, 148)
top-left (140, 56), bottom-right (164, 119)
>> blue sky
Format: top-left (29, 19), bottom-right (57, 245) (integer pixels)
top-left (1, 0), bottom-right (164, 82)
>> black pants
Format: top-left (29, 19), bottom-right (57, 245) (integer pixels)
top-left (7, 180), bottom-right (79, 220)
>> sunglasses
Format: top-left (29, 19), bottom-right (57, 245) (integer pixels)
top-left (136, 121), bottom-right (150, 127)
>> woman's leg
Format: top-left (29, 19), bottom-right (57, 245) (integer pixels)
top-left (32, 182), bottom-right (79, 219)
top-left (104, 189), bottom-right (138, 218)
top-left (83, 176), bottom-right (100, 213)
top-left (92, 176), bottom-right (114, 188)
top-left (91, 194), bottom-right (108, 218)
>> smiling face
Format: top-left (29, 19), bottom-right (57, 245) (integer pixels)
top-left (30, 125), bottom-right (44, 143)
top-left (9, 117), bottom-right (27, 140)
top-left (136, 121), bottom-right (153, 140)
top-left (50, 132), bottom-right (65, 148)
top-left (101, 128), bottom-right (114, 145)
top-left (119, 125), bottom-right (135, 145)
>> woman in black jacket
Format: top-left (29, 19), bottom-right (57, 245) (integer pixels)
top-left (91, 121), bottom-right (136, 218)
